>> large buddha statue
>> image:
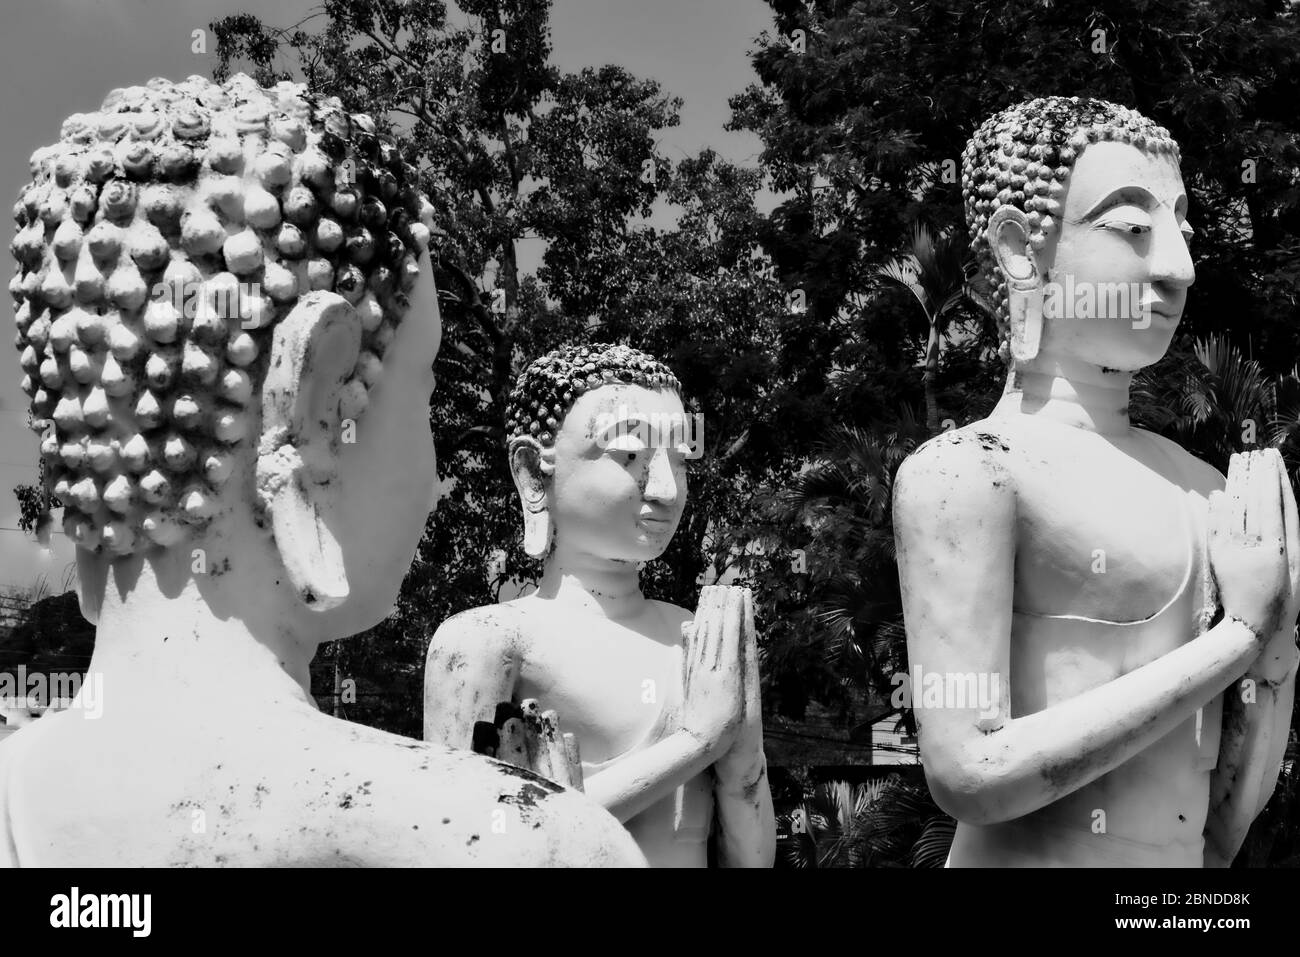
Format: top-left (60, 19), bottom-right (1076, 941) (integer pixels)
top-left (894, 96), bottom-right (1300, 867)
top-left (424, 343), bottom-right (775, 867)
top-left (0, 75), bottom-right (643, 867)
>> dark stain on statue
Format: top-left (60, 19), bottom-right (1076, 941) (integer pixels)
top-left (494, 762), bottom-right (563, 794)
top-left (1038, 747), bottom-right (1100, 794)
top-left (498, 782), bottom-right (559, 812)
top-left (975, 432), bottom-right (1010, 453)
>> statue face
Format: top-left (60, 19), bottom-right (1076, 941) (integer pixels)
top-left (1037, 139), bottom-right (1195, 371)
top-left (548, 383), bottom-right (690, 565)
top-left (321, 259), bottom-right (442, 634)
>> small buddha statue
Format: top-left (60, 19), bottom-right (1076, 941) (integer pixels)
top-left (424, 343), bottom-right (775, 867)
top-left (894, 96), bottom-right (1300, 867)
top-left (0, 74), bottom-right (643, 867)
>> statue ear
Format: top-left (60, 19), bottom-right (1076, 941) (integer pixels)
top-left (508, 435), bottom-right (555, 559)
top-left (988, 204), bottom-right (1043, 363)
top-left (257, 292), bottom-right (363, 610)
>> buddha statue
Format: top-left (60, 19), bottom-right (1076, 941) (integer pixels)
top-left (893, 96), bottom-right (1300, 867)
top-left (0, 75), bottom-right (644, 867)
top-left (424, 343), bottom-right (775, 867)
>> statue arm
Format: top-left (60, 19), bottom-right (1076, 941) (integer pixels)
top-left (423, 610), bottom-right (521, 751)
top-left (582, 731), bottom-right (717, 824)
top-left (712, 593), bottom-right (775, 867)
top-left (1204, 635), bottom-right (1298, 866)
top-left (1205, 449), bottom-right (1300, 864)
top-left (894, 439), bottom-right (1261, 827)
top-left (713, 756), bottom-right (776, 867)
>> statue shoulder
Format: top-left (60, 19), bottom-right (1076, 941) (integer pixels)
top-left (894, 424), bottom-right (1018, 521)
top-left (426, 602), bottom-right (527, 663)
top-left (298, 718), bottom-right (643, 866)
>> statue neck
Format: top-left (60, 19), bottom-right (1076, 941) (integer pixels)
top-left (994, 354), bottom-right (1134, 435)
top-left (81, 541), bottom-right (318, 710)
top-left (535, 547), bottom-right (646, 622)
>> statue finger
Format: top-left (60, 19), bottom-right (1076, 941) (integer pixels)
top-left (563, 733), bottom-right (584, 792)
top-left (471, 720), bottom-right (499, 758)
top-left (719, 586), bottom-right (744, 676)
top-left (496, 717), bottom-right (528, 768)
top-left (693, 585), bottom-right (720, 674)
top-left (1226, 452), bottom-right (1248, 541)
top-left (741, 588), bottom-right (762, 714)
top-left (1268, 450), bottom-right (1300, 589)
top-left (519, 699), bottom-right (551, 779)
top-left (1251, 450), bottom-right (1283, 545)
top-left (541, 710), bottom-right (567, 786)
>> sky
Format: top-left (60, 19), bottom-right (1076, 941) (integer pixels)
top-left (0, 0), bottom-right (775, 592)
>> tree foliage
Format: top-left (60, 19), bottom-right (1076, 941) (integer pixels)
top-left (211, 0), bottom-right (816, 734)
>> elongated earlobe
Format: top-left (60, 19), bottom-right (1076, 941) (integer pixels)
top-left (508, 435), bottom-right (555, 559)
top-left (1006, 274), bottom-right (1043, 363)
top-left (988, 205), bottom-right (1043, 364)
top-left (257, 292), bottom-right (363, 609)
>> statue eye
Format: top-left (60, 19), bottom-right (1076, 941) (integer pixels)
top-left (1097, 203), bottom-right (1152, 236)
top-left (1102, 219), bottom-right (1151, 236)
top-left (604, 432), bottom-right (647, 458)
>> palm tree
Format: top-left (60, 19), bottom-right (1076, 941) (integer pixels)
top-left (782, 778), bottom-right (883, 868)
top-left (1132, 333), bottom-right (1300, 473)
top-left (779, 774), bottom-right (955, 867)
top-left (758, 409), bottom-right (929, 728)
top-left (874, 222), bottom-right (978, 434)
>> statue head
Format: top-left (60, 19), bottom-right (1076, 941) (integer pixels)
top-left (11, 74), bottom-right (442, 636)
top-left (962, 96), bottom-right (1195, 371)
top-left (504, 343), bottom-right (694, 563)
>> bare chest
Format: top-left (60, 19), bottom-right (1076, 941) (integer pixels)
top-left (516, 615), bottom-right (683, 765)
top-left (1009, 436), bottom-right (1202, 623)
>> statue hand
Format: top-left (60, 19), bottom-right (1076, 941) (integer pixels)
top-left (1252, 450), bottom-right (1300, 682)
top-left (1209, 450), bottom-right (1294, 643)
top-left (713, 587), bottom-right (766, 785)
top-left (472, 699), bottom-right (584, 791)
top-left (679, 585), bottom-right (746, 763)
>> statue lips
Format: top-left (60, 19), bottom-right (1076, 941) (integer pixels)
top-left (1141, 297), bottom-right (1182, 326)
top-left (637, 512), bottom-right (674, 534)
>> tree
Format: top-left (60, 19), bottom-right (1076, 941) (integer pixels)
top-left (0, 570), bottom-right (92, 694)
top-left (1133, 333), bottom-right (1300, 472)
top-left (733, 0), bottom-right (1300, 376)
top-left (210, 1), bottom-right (818, 735)
top-left (779, 773), bottom-right (954, 868)
top-left (726, 0), bottom-right (1300, 721)
top-left (874, 222), bottom-right (979, 434)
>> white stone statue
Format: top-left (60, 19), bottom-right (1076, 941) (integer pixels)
top-left (894, 96), bottom-right (1300, 866)
top-left (0, 75), bottom-right (644, 867)
top-left (424, 344), bottom-right (775, 867)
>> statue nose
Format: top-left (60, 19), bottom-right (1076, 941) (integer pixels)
top-left (643, 447), bottom-right (680, 504)
top-left (1150, 219), bottom-right (1195, 291)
